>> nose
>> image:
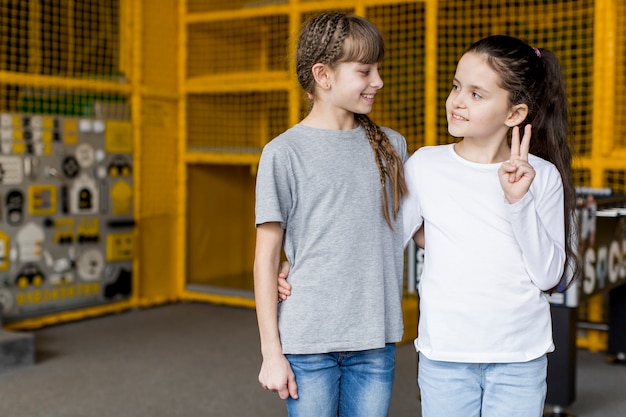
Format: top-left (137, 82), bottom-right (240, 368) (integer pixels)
top-left (449, 90), bottom-right (465, 108)
top-left (371, 69), bottom-right (383, 89)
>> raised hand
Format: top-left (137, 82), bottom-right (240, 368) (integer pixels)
top-left (498, 124), bottom-right (535, 203)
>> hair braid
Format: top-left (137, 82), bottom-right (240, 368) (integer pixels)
top-left (356, 114), bottom-right (408, 228)
top-left (322, 16), bottom-right (348, 64)
top-left (296, 13), bottom-right (347, 94)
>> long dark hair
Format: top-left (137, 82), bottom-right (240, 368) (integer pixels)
top-left (296, 12), bottom-right (407, 228)
top-left (466, 35), bottom-right (579, 289)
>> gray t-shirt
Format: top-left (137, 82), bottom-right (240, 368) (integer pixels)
top-left (255, 123), bottom-right (407, 354)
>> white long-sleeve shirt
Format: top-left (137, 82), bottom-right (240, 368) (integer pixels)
top-left (403, 144), bottom-right (565, 363)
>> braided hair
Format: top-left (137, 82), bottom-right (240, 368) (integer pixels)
top-left (296, 12), bottom-right (407, 228)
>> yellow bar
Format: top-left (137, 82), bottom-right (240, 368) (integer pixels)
top-left (181, 291), bottom-right (256, 309)
top-left (119, 0), bottom-right (132, 79)
top-left (5, 300), bottom-right (135, 331)
top-left (185, 0), bottom-right (425, 24)
top-left (293, 0), bottom-right (425, 14)
top-left (424, 0), bottom-right (438, 147)
top-left (575, 155), bottom-right (626, 171)
top-left (592, 0), bottom-right (616, 187)
top-left (584, 294), bottom-right (609, 352)
top-left (176, 0), bottom-right (189, 299)
top-left (28, 0), bottom-right (42, 74)
top-left (68, 0), bottom-right (75, 75)
top-left (0, 71), bottom-right (131, 94)
top-left (186, 152), bottom-right (260, 165)
top-left (130, 0), bottom-right (143, 306)
top-left (288, 1), bottom-right (301, 128)
top-left (186, 5), bottom-right (291, 23)
top-left (141, 86), bottom-right (180, 101)
top-left (185, 72), bottom-right (291, 94)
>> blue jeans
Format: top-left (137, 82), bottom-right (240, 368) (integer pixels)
top-left (418, 352), bottom-right (547, 417)
top-left (285, 344), bottom-right (396, 417)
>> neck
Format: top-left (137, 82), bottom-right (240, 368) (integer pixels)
top-left (454, 138), bottom-right (510, 164)
top-left (301, 105), bottom-right (358, 131)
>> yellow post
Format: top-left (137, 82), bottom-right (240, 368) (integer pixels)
top-left (130, 0), bottom-right (142, 306)
top-left (424, 0), bottom-right (438, 147)
top-left (585, 294), bottom-right (608, 352)
top-left (27, 0), bottom-right (42, 74)
top-left (591, 0), bottom-right (616, 186)
top-left (176, 0), bottom-right (188, 299)
top-left (578, 0), bottom-right (617, 351)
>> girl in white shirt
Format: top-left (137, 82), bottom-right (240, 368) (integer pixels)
top-left (403, 35), bottom-right (578, 417)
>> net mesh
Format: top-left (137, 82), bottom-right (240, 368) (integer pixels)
top-left (2, 0), bottom-right (625, 316)
top-left (613, 0), bottom-right (626, 194)
top-left (0, 0), bottom-right (120, 75)
top-left (0, 0), bottom-right (127, 116)
top-left (436, 0), bottom-right (596, 186)
top-left (368, 3), bottom-right (426, 152)
top-left (180, 0), bottom-right (626, 307)
top-left (182, 0), bottom-right (625, 193)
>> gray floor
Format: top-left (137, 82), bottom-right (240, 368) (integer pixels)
top-left (0, 302), bottom-right (624, 416)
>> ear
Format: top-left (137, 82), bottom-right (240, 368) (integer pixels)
top-left (311, 63), bottom-right (331, 90)
top-left (505, 103), bottom-right (528, 127)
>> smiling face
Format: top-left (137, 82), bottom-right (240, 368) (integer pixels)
top-left (327, 61), bottom-right (383, 116)
top-left (445, 52), bottom-right (522, 144)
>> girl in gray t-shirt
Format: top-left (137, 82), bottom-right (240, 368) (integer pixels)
top-left (254, 12), bottom-right (408, 417)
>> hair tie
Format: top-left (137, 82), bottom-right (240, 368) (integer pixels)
top-left (533, 47), bottom-right (541, 58)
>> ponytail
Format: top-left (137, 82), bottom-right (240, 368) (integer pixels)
top-left (529, 49), bottom-right (579, 290)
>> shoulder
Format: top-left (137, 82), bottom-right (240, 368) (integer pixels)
top-left (406, 144), bottom-right (452, 166)
top-left (380, 126), bottom-right (407, 153)
top-left (529, 154), bottom-right (562, 188)
top-left (529, 154), bottom-right (560, 176)
top-left (416, 144), bottom-right (451, 156)
top-left (261, 126), bottom-right (308, 161)
top-left (380, 126), bottom-right (405, 143)
top-left (263, 126), bottom-right (299, 150)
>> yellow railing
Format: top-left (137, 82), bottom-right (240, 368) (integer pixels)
top-left (2, 1), bottom-right (624, 349)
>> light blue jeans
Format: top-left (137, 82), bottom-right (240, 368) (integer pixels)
top-left (285, 344), bottom-right (396, 417)
top-left (418, 352), bottom-right (547, 417)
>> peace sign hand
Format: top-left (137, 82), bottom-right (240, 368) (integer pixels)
top-left (498, 124), bottom-right (535, 203)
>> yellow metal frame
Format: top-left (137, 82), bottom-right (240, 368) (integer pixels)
top-left (176, 0), bottom-right (189, 303)
top-left (4, 1), bottom-right (625, 346)
top-left (588, 0), bottom-right (618, 185)
top-left (176, 0), bottom-right (432, 323)
top-left (175, 0), bottom-right (625, 351)
top-left (575, 0), bottom-right (620, 351)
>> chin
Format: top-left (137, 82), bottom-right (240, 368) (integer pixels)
top-left (447, 125), bottom-right (463, 138)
